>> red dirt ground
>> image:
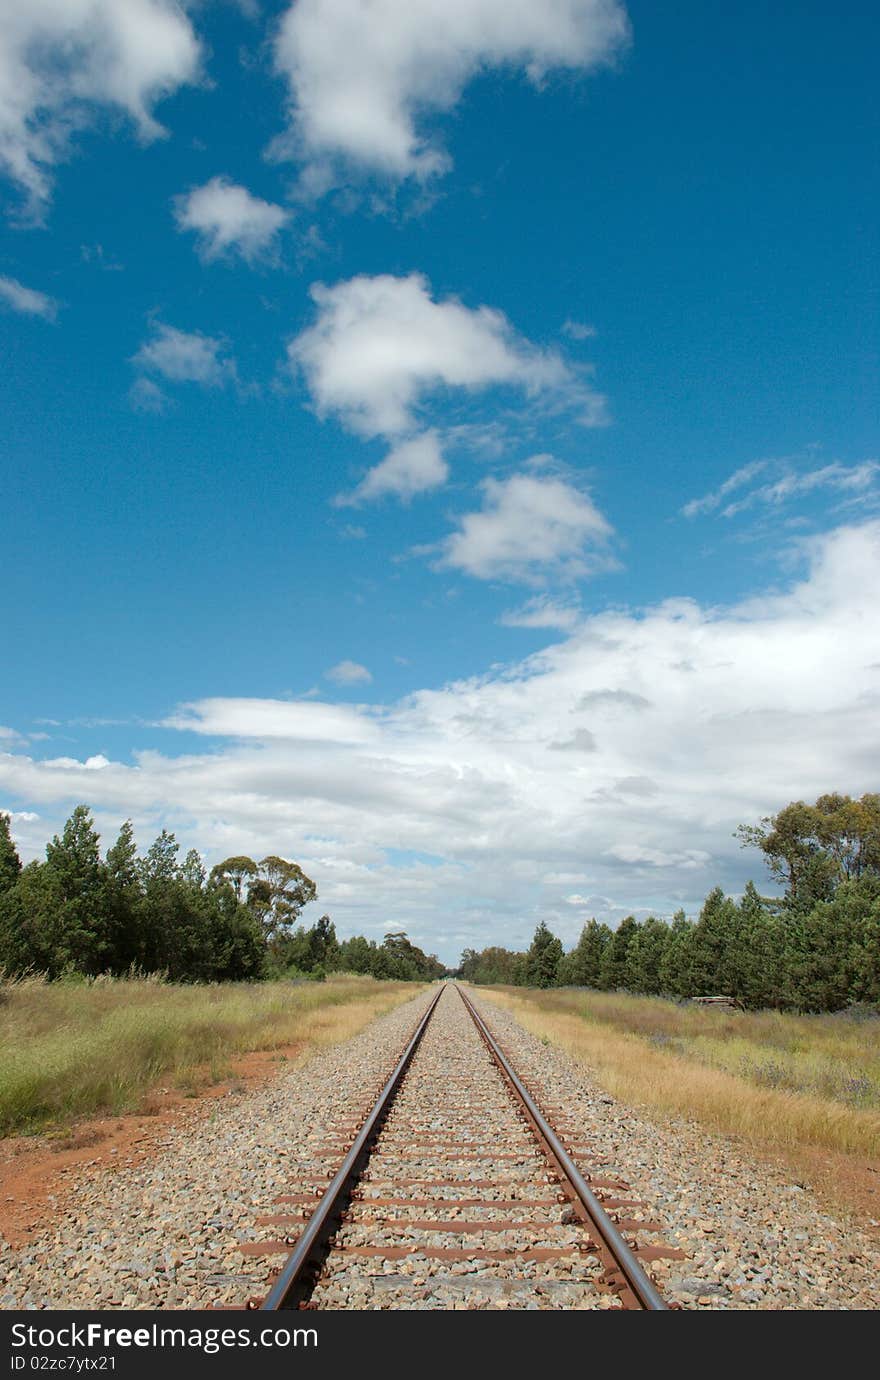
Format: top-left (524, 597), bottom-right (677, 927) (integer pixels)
top-left (0, 1043), bottom-right (303, 1248)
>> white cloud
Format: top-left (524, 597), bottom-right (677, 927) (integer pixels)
top-left (162, 697), bottom-right (379, 744)
top-left (270, 0), bottom-right (629, 190)
top-left (325, 660), bottom-right (372, 686)
top-left (722, 463), bottom-right (879, 517)
top-left (41, 754), bottom-right (110, 770)
top-left (337, 431), bottom-right (448, 505)
top-left (133, 322), bottom-right (236, 388)
top-left (173, 176), bottom-right (289, 263)
top-left (683, 458), bottom-right (878, 519)
top-left (290, 274), bottom-right (604, 505)
top-left (435, 472), bottom-right (615, 583)
top-left (0, 0), bottom-right (201, 219)
top-left (6, 521), bottom-right (880, 959)
top-left (0, 273), bottom-right (57, 319)
top-left (290, 272), bottom-right (571, 439)
top-left (604, 843), bottom-right (710, 869)
top-left (500, 595), bottom-right (582, 630)
top-left (681, 460), bottom-right (768, 517)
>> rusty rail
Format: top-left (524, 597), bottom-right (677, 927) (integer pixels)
top-left (456, 983), bottom-right (668, 1310)
top-left (260, 984), bottom-right (444, 1310)
top-left (259, 980), bottom-right (668, 1311)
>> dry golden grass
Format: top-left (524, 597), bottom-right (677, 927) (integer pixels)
top-left (476, 986), bottom-right (880, 1160)
top-left (0, 973), bottom-right (424, 1135)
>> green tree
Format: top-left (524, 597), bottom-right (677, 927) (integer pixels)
top-left (212, 854), bottom-right (318, 939)
top-left (557, 919), bottom-right (611, 987)
top-left (208, 855), bottom-right (258, 903)
top-left (523, 921), bottom-right (563, 988)
top-left (459, 945), bottom-right (524, 984)
top-left (181, 848), bottom-right (206, 889)
top-left (688, 887), bottom-right (740, 995)
top-left (141, 830), bottom-right (180, 884)
top-left (104, 820), bottom-right (141, 971)
top-left (782, 877), bottom-right (880, 1011)
top-left (626, 916), bottom-right (670, 995)
top-left (43, 805), bottom-right (111, 974)
top-left (308, 915), bottom-right (340, 969)
top-left (726, 882), bottom-right (781, 1008)
top-left (598, 915), bottom-right (638, 990)
top-left (736, 792), bottom-right (880, 911)
top-left (0, 813), bottom-right (21, 893)
top-left (658, 910), bottom-right (695, 996)
top-left (852, 880), bottom-right (880, 1004)
top-left (0, 862), bottom-right (56, 973)
top-left (338, 934), bottom-right (376, 974)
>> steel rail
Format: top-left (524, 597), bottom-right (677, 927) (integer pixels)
top-left (260, 983), bottom-right (444, 1310)
top-left (456, 983), bottom-right (669, 1311)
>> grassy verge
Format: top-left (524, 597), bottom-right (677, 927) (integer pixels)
top-left (475, 986), bottom-right (880, 1161)
top-left (0, 973), bottom-right (425, 1136)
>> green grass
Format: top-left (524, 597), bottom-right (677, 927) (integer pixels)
top-left (0, 973), bottom-right (423, 1135)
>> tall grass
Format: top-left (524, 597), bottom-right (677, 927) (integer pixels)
top-left (477, 986), bottom-right (880, 1160)
top-left (0, 973), bottom-right (423, 1135)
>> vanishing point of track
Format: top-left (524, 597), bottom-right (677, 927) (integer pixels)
top-left (225, 983), bottom-right (674, 1311)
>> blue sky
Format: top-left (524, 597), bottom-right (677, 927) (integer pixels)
top-left (1, 1), bottom-right (878, 963)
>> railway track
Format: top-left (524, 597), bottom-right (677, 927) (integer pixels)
top-left (224, 983), bottom-right (680, 1311)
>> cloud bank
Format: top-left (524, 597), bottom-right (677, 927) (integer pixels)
top-left (3, 521), bottom-right (879, 960)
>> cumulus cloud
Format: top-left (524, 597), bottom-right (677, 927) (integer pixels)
top-left (435, 472), bottom-right (615, 583)
top-left (6, 520), bottom-right (879, 959)
top-left (173, 176), bottom-right (289, 263)
top-left (0, 0), bottom-right (201, 219)
top-left (336, 431), bottom-right (448, 505)
top-left (0, 273), bottom-right (57, 319)
top-left (683, 457), bottom-right (878, 519)
top-left (270, 0), bottom-right (629, 192)
top-left (132, 322), bottom-right (236, 389)
top-left (290, 272), bottom-right (571, 439)
top-left (325, 660), bottom-right (372, 685)
top-left (289, 274), bottom-right (604, 507)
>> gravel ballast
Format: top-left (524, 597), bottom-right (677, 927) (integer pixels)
top-left (1, 983), bottom-right (877, 1310)
top-left (472, 989), bottom-right (880, 1310)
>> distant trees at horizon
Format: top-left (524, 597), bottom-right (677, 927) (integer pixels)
top-left (3, 790), bottom-right (878, 1007)
top-left (0, 807), bottom-right (446, 984)
top-left (458, 793), bottom-right (880, 1013)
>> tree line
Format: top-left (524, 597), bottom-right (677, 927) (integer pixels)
top-left (3, 791), bottom-right (877, 1005)
top-left (458, 792), bottom-right (880, 1012)
top-left (0, 806), bottom-right (445, 984)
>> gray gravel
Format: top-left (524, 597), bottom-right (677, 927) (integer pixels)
top-left (472, 988), bottom-right (880, 1311)
top-left (307, 983), bottom-right (614, 1309)
top-left (1, 982), bottom-right (877, 1310)
top-left (0, 991), bottom-right (434, 1310)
